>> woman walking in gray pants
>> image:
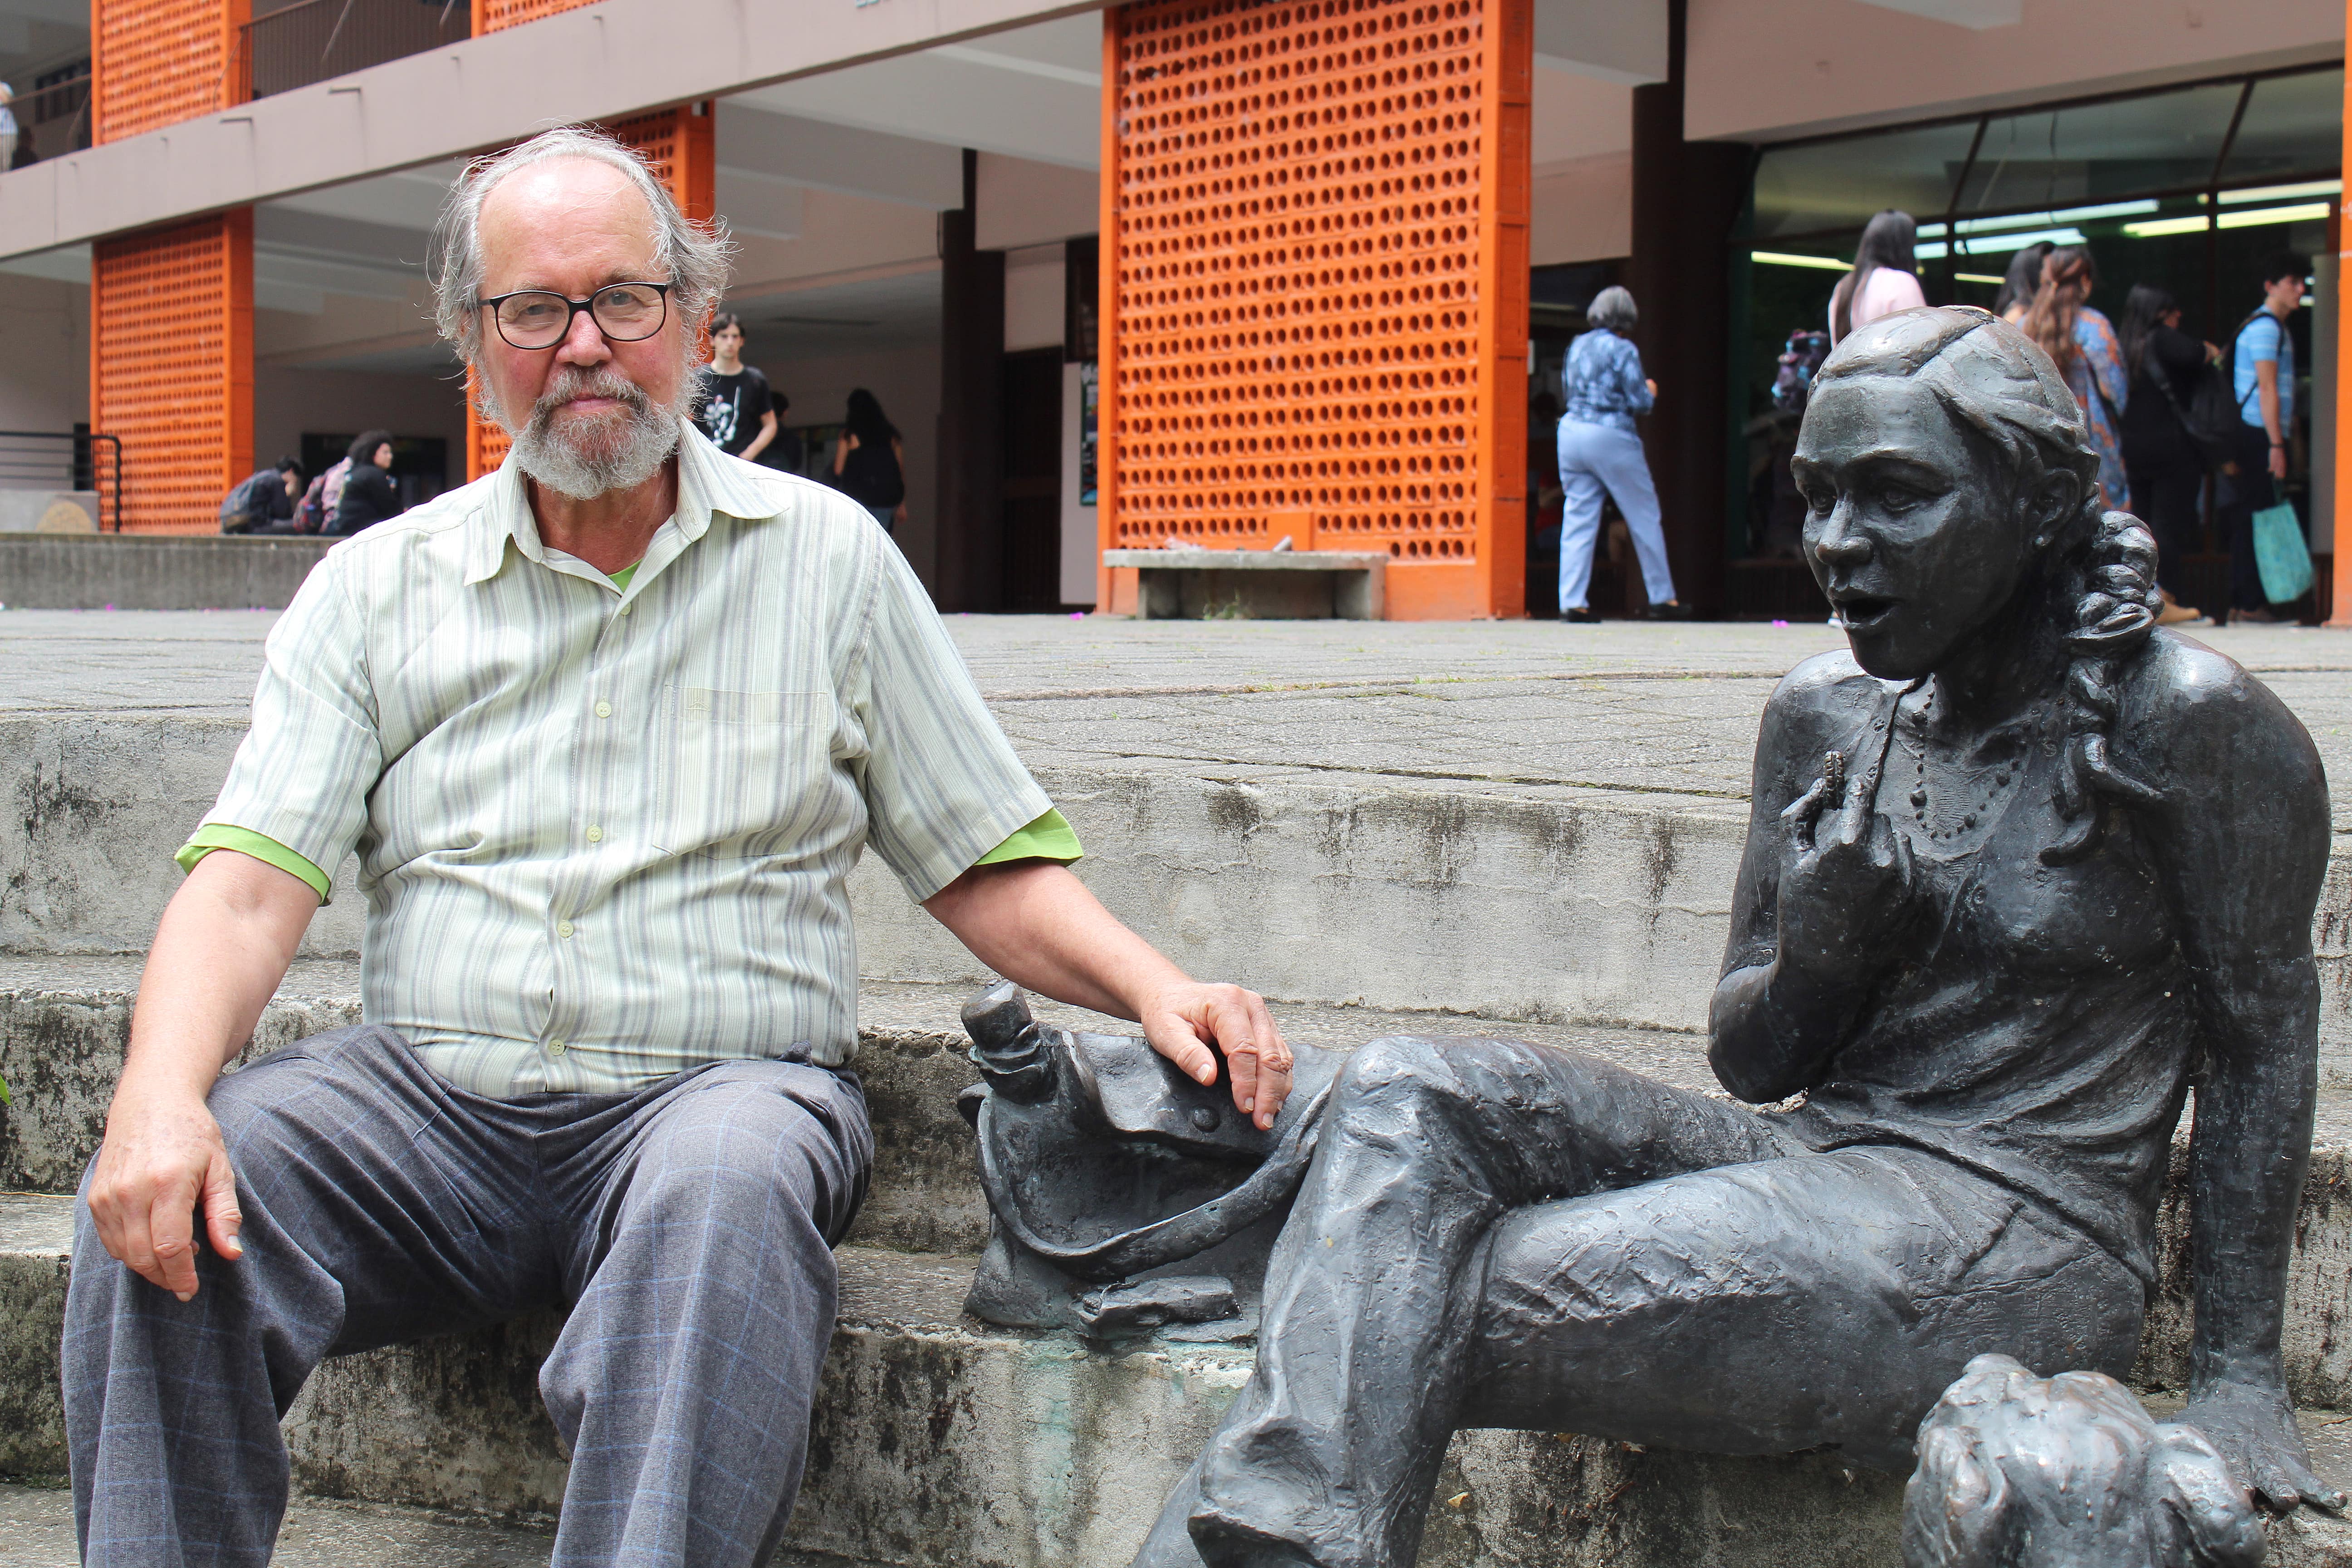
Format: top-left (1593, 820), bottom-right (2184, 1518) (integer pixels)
top-left (1555, 286), bottom-right (1686, 621)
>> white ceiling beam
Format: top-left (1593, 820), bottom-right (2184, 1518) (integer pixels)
top-left (715, 169), bottom-right (804, 240)
top-left (1850, 0), bottom-right (2023, 27)
top-left (1533, 0), bottom-right (1668, 87)
top-left (733, 46), bottom-right (1101, 171)
top-left (714, 103), bottom-right (963, 211)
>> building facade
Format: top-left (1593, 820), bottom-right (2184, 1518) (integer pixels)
top-left (0, 0), bottom-right (2341, 617)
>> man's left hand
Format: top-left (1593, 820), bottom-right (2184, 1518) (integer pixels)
top-left (1137, 981), bottom-right (1292, 1130)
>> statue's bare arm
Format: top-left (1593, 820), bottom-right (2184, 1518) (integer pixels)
top-left (1710, 657), bottom-right (1921, 1102)
top-left (2130, 640), bottom-right (2336, 1510)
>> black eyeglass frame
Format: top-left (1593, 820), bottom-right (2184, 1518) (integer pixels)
top-left (474, 281), bottom-right (676, 350)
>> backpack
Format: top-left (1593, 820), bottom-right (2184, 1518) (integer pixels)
top-left (299, 457), bottom-right (351, 534)
top-left (2156, 308), bottom-right (2273, 471)
top-left (216, 469), bottom-right (282, 534)
top-left (1772, 329), bottom-right (1830, 415)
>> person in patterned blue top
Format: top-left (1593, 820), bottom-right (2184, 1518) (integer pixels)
top-left (1555, 287), bottom-right (1687, 621)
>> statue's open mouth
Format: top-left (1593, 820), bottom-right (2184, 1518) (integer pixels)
top-left (1833, 594), bottom-right (1897, 630)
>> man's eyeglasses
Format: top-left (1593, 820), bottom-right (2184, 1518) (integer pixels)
top-left (475, 282), bottom-right (673, 350)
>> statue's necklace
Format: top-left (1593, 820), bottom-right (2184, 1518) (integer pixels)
top-left (1904, 699), bottom-right (2044, 844)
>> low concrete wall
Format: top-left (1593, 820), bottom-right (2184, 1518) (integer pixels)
top-left (0, 534), bottom-right (333, 611)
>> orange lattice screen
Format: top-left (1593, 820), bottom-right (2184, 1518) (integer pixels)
top-left (471, 0), bottom-right (595, 31)
top-left (465, 105), bottom-right (717, 481)
top-left (91, 211), bottom-right (254, 534)
top-left (93, 0), bottom-right (250, 143)
top-left (1098, 0), bottom-right (1529, 619)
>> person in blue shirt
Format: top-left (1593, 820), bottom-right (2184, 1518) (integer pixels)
top-left (1554, 286), bottom-right (1687, 621)
top-left (2223, 254), bottom-right (2306, 622)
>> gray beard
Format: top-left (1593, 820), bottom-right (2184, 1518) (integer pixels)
top-left (500, 366), bottom-right (681, 501)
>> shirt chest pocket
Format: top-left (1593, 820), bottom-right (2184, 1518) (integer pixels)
top-left (654, 687), bottom-right (838, 859)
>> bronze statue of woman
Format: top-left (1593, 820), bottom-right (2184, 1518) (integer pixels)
top-left (1133, 307), bottom-right (2334, 1567)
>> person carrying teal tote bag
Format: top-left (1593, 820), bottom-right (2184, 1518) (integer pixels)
top-left (2252, 498), bottom-right (2314, 606)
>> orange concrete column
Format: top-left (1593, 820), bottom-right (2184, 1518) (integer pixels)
top-left (91, 211), bottom-right (254, 533)
top-left (464, 103), bottom-right (719, 482)
top-left (2331, 29), bottom-right (2352, 626)
top-left (1096, 0), bottom-right (1534, 619)
top-left (89, 0), bottom-right (255, 532)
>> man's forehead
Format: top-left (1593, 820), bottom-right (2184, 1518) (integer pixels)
top-left (479, 158), bottom-right (660, 260)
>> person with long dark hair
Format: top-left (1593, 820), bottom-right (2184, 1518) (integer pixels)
top-left (331, 430), bottom-right (402, 536)
top-left (2022, 246), bottom-right (2129, 511)
top-left (1828, 209), bottom-right (1926, 345)
top-left (1992, 241), bottom-right (2053, 323)
top-left (831, 387), bottom-right (907, 533)
top-left (2118, 284), bottom-right (2220, 625)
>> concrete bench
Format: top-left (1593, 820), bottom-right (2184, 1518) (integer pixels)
top-left (1102, 547), bottom-right (1388, 620)
top-left (0, 532), bottom-right (333, 610)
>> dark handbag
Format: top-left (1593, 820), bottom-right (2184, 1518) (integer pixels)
top-left (956, 982), bottom-right (1338, 1338)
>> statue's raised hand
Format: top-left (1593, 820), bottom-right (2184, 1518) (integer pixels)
top-left (2181, 1377), bottom-right (2344, 1514)
top-left (1775, 745), bottom-right (1921, 987)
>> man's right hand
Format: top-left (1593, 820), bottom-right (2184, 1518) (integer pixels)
top-left (88, 1088), bottom-right (244, 1300)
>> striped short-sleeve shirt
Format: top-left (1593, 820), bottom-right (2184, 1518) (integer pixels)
top-left (192, 422), bottom-right (1054, 1096)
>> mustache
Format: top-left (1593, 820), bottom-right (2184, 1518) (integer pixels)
top-left (530, 366), bottom-right (656, 424)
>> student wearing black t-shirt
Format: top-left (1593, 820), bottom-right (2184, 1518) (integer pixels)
top-left (695, 313), bottom-right (780, 462)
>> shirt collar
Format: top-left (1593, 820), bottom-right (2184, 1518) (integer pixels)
top-left (463, 419), bottom-right (784, 587)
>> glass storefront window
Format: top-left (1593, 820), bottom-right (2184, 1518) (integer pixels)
top-left (1957, 81), bottom-right (2243, 213)
top-left (1754, 121), bottom-right (1979, 240)
top-left (2222, 69), bottom-right (2345, 186)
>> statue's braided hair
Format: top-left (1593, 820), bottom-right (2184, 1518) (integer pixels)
top-left (1813, 306), bottom-right (2161, 864)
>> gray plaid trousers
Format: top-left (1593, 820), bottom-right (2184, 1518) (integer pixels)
top-left (63, 1024), bottom-right (872, 1568)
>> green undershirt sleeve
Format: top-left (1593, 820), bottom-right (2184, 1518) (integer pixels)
top-left (971, 807), bottom-right (1084, 868)
top-left (176, 824), bottom-right (332, 904)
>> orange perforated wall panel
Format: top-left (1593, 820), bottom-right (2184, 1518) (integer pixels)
top-left (91, 211), bottom-right (254, 534)
top-left (1098, 0), bottom-right (1530, 619)
top-left (471, 0), bottom-right (596, 32)
top-left (464, 105), bottom-right (717, 482)
top-left (93, 0), bottom-right (250, 144)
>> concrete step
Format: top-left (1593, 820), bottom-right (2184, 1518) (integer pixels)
top-left (7, 1200), bottom-right (2352, 1568)
top-left (11, 962), bottom-right (2352, 1405)
top-left (12, 614), bottom-right (2352, 1082)
top-left (9, 966), bottom-right (2352, 1563)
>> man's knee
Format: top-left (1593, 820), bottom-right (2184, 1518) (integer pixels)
top-left (631, 1068), bottom-right (869, 1242)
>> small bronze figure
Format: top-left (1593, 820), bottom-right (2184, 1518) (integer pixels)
top-left (1008, 308), bottom-right (2331, 1567)
top-left (1903, 1355), bottom-right (2264, 1568)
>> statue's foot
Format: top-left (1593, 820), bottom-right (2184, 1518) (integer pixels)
top-left (1187, 1508), bottom-right (1322, 1568)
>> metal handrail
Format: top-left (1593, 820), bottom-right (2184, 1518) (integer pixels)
top-left (0, 431), bottom-right (123, 532)
top-left (237, 0), bottom-right (470, 103)
top-left (8, 75), bottom-right (93, 160)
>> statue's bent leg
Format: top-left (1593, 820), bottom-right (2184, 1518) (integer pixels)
top-left (1465, 1145), bottom-right (2146, 1473)
top-left (1149, 1035), bottom-right (1795, 1568)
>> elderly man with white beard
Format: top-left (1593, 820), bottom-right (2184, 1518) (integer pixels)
top-left (61, 126), bottom-right (1293, 1568)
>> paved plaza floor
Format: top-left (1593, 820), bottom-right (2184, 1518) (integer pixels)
top-left (10, 608), bottom-right (2352, 825)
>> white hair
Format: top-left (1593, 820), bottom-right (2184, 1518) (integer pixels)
top-left (429, 123), bottom-right (734, 375)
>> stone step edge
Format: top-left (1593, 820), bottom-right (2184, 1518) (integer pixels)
top-left (5, 1208), bottom-right (2352, 1568)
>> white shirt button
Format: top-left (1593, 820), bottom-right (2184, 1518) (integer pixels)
top-left (594, 701), bottom-right (612, 719)
top-left (585, 825), bottom-right (603, 843)
top-left (617, 603), bottom-right (633, 617)
top-left (548, 1039), bottom-right (567, 1055)
top-left (557, 920), bottom-right (575, 939)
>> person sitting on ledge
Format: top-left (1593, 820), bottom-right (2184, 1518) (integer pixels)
top-left (65, 124), bottom-right (1291, 1568)
top-left (1137, 306), bottom-right (2334, 1567)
